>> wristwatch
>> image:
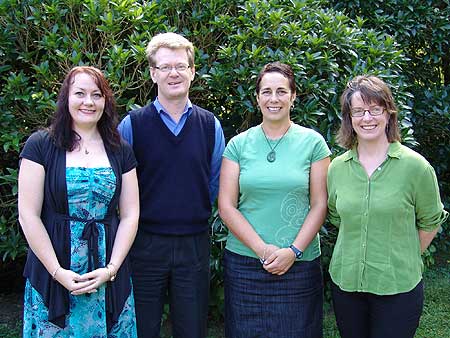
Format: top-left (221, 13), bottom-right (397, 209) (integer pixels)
top-left (289, 244), bottom-right (303, 259)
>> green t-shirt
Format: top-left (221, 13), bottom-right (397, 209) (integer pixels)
top-left (223, 123), bottom-right (331, 260)
top-left (327, 142), bottom-right (448, 295)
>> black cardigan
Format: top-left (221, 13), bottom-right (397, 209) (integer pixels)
top-left (19, 130), bottom-right (137, 330)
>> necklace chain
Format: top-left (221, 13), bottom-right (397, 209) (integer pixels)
top-left (261, 123), bottom-right (291, 163)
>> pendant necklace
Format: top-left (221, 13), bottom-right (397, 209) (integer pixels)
top-left (84, 148), bottom-right (89, 155)
top-left (261, 123), bottom-right (291, 163)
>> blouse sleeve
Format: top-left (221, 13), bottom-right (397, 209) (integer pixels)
top-left (311, 131), bottom-right (332, 163)
top-left (327, 159), bottom-right (341, 228)
top-left (222, 134), bottom-right (242, 164)
top-left (415, 164), bottom-right (448, 231)
top-left (19, 130), bottom-right (47, 166)
top-left (120, 140), bottom-right (137, 174)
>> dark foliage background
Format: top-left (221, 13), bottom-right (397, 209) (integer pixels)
top-left (1, 0), bottom-right (448, 318)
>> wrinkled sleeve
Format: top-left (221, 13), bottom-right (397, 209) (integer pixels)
top-left (311, 132), bottom-right (332, 163)
top-left (120, 140), bottom-right (137, 174)
top-left (19, 130), bottom-right (46, 165)
top-left (223, 134), bottom-right (242, 164)
top-left (327, 160), bottom-right (341, 228)
top-left (415, 164), bottom-right (448, 231)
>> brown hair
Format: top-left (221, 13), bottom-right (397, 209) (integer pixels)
top-left (50, 66), bottom-right (120, 151)
top-left (337, 75), bottom-right (401, 149)
top-left (255, 62), bottom-right (296, 95)
top-left (146, 32), bottom-right (195, 68)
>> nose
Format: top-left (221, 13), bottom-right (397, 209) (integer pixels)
top-left (362, 110), bottom-right (372, 119)
top-left (84, 95), bottom-right (94, 105)
top-left (168, 67), bottom-right (179, 75)
top-left (269, 92), bottom-right (279, 101)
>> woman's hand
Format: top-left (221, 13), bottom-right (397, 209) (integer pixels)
top-left (263, 248), bottom-right (296, 275)
top-left (257, 244), bottom-right (280, 264)
top-left (53, 268), bottom-right (96, 294)
top-left (67, 268), bottom-right (111, 295)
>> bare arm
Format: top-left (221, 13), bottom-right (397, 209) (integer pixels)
top-left (74, 169), bottom-right (139, 294)
top-left (18, 159), bottom-right (93, 292)
top-left (419, 228), bottom-right (439, 253)
top-left (264, 157), bottom-right (330, 275)
top-left (218, 158), bottom-right (278, 260)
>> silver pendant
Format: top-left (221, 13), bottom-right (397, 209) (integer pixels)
top-left (267, 151), bottom-right (276, 162)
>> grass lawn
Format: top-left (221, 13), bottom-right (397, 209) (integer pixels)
top-left (1, 256), bottom-right (448, 338)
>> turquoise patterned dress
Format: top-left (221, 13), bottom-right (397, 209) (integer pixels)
top-left (23, 167), bottom-right (137, 338)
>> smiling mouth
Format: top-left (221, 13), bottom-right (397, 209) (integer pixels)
top-left (267, 107), bottom-right (281, 112)
top-left (79, 109), bottom-right (96, 114)
top-left (361, 125), bottom-right (377, 130)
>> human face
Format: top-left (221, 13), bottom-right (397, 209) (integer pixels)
top-left (68, 73), bottom-right (105, 129)
top-left (257, 72), bottom-right (295, 125)
top-left (150, 47), bottom-right (195, 103)
top-left (350, 92), bottom-right (388, 144)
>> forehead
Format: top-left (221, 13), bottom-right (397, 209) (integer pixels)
top-left (70, 72), bottom-right (99, 90)
top-left (259, 72), bottom-right (290, 89)
top-left (350, 91), bottom-right (379, 107)
top-left (153, 47), bottom-right (189, 64)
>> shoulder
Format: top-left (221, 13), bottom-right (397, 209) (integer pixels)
top-left (192, 104), bottom-right (214, 117)
top-left (392, 143), bottom-right (432, 172)
top-left (290, 124), bottom-right (325, 141)
top-left (20, 129), bottom-right (59, 166)
top-left (26, 129), bottom-right (52, 145)
top-left (129, 103), bottom-right (155, 121)
top-left (229, 126), bottom-right (260, 144)
top-left (329, 150), bottom-right (352, 169)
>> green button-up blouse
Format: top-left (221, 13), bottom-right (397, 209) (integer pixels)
top-left (327, 142), bottom-right (448, 295)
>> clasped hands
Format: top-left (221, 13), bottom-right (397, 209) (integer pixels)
top-left (258, 244), bottom-right (296, 276)
top-left (53, 266), bottom-right (114, 295)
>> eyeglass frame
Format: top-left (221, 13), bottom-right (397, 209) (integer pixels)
top-left (350, 106), bottom-right (385, 117)
top-left (153, 64), bottom-right (191, 73)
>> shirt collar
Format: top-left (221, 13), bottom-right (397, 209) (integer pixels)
top-left (343, 141), bottom-right (402, 162)
top-left (153, 97), bottom-right (193, 116)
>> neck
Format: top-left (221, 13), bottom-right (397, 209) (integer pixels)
top-left (158, 95), bottom-right (188, 116)
top-left (73, 125), bottom-right (101, 142)
top-left (261, 120), bottom-right (291, 139)
top-left (357, 138), bottom-right (390, 158)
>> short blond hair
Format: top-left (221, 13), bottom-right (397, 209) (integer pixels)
top-left (146, 32), bottom-right (195, 67)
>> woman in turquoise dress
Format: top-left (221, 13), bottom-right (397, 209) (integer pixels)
top-left (18, 66), bottom-right (139, 337)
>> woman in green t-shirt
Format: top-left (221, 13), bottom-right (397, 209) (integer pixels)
top-left (218, 62), bottom-right (331, 337)
top-left (327, 75), bottom-right (448, 338)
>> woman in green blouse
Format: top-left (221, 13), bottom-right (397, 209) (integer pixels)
top-left (327, 75), bottom-right (448, 338)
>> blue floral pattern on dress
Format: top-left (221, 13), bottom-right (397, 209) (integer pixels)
top-left (23, 167), bottom-right (137, 337)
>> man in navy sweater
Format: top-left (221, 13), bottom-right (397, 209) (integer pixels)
top-left (118, 32), bottom-right (225, 338)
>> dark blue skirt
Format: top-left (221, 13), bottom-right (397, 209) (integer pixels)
top-left (223, 249), bottom-right (323, 338)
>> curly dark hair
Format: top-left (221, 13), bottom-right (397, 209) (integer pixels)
top-left (50, 66), bottom-right (121, 151)
top-left (255, 62), bottom-right (296, 95)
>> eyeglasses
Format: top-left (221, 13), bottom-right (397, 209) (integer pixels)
top-left (154, 64), bottom-right (190, 73)
top-left (350, 106), bottom-right (384, 117)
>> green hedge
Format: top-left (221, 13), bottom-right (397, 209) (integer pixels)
top-left (1, 0), bottom-right (448, 318)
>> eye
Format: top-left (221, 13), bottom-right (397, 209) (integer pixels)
top-left (74, 91), bottom-right (84, 97)
top-left (157, 65), bottom-right (170, 72)
top-left (277, 90), bottom-right (288, 96)
top-left (92, 93), bottom-right (103, 99)
top-left (260, 90), bottom-right (272, 96)
top-left (175, 64), bottom-right (189, 71)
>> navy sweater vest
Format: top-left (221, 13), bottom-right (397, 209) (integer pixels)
top-left (130, 103), bottom-right (215, 235)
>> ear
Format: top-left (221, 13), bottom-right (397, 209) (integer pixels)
top-left (190, 65), bottom-right (195, 81)
top-left (291, 92), bottom-right (296, 105)
top-left (150, 67), bottom-right (157, 83)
